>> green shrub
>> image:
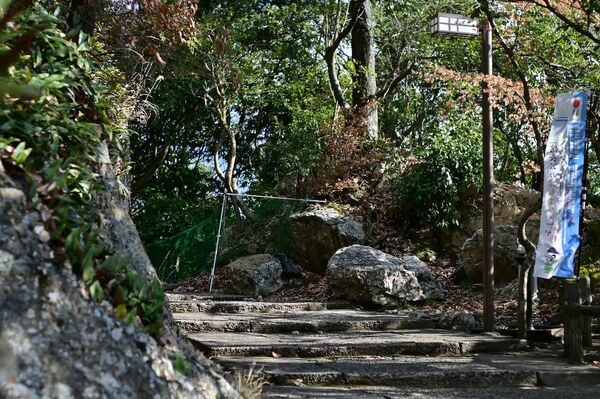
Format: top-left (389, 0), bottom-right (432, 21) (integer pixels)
top-left (394, 125), bottom-right (481, 229)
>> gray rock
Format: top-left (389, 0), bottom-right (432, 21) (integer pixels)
top-left (326, 245), bottom-right (444, 307)
top-left (457, 225), bottom-right (522, 284)
top-left (438, 310), bottom-right (478, 331)
top-left (445, 184), bottom-right (541, 254)
top-left (94, 142), bottom-right (159, 283)
top-left (223, 254), bottom-right (283, 296)
top-left (289, 207), bottom-right (365, 274)
top-left (496, 279), bottom-right (519, 302)
top-left (0, 164), bottom-right (240, 399)
top-left (401, 256), bottom-right (445, 301)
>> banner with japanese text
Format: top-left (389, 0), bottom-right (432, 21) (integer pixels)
top-left (534, 91), bottom-right (588, 279)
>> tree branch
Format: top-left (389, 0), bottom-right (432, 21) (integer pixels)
top-left (501, 0), bottom-right (600, 44)
top-left (212, 131), bottom-right (226, 183)
top-left (537, 0), bottom-right (600, 45)
top-left (375, 61), bottom-right (415, 99)
top-left (130, 144), bottom-right (169, 196)
top-left (397, 110), bottom-right (426, 139)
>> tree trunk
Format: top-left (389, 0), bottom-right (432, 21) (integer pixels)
top-left (350, 0), bottom-right (378, 140)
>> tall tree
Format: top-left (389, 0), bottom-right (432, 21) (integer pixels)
top-left (350, 0), bottom-right (378, 139)
top-left (325, 0), bottom-right (414, 140)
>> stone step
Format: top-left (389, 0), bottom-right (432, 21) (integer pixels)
top-left (217, 350), bottom-right (600, 389)
top-left (167, 298), bottom-right (352, 314)
top-left (173, 309), bottom-right (437, 333)
top-left (218, 356), bottom-right (534, 388)
top-left (475, 327), bottom-right (565, 342)
top-left (187, 329), bottom-right (526, 358)
top-left (166, 292), bottom-right (251, 302)
top-left (261, 385), bottom-right (600, 399)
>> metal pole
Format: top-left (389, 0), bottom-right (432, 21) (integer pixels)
top-left (482, 18), bottom-right (495, 332)
top-left (209, 193), bottom-right (228, 293)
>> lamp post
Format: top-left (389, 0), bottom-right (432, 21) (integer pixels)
top-left (430, 12), bottom-right (495, 332)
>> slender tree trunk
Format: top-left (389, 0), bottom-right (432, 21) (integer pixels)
top-left (349, 0), bottom-right (378, 140)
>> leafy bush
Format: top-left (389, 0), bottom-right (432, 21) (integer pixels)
top-left (395, 121), bottom-right (481, 229)
top-left (133, 162), bottom-right (217, 243)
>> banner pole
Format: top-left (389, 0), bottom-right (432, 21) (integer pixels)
top-left (575, 90), bottom-right (594, 277)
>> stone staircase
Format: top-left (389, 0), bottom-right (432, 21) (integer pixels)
top-left (168, 293), bottom-right (600, 398)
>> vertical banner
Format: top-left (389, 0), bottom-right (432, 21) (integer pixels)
top-left (534, 92), bottom-right (588, 279)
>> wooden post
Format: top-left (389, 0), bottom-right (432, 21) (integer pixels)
top-left (579, 277), bottom-right (593, 348)
top-left (564, 281), bottom-right (584, 364)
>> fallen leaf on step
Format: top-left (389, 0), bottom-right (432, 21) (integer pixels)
top-left (271, 352), bottom-right (281, 358)
top-left (290, 378), bottom-right (304, 386)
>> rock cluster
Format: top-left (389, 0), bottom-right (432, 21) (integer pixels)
top-left (449, 185), bottom-right (546, 284)
top-left (219, 208), bottom-right (445, 309)
top-left (447, 184), bottom-right (541, 254)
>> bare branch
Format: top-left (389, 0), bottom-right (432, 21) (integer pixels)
top-left (375, 61), bottom-right (415, 99)
top-left (212, 131), bottom-right (226, 183)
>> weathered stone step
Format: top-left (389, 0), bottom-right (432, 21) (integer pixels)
top-left (173, 309), bottom-right (436, 333)
top-left (217, 356), bottom-right (535, 388)
top-left (261, 385), bottom-right (600, 399)
top-left (166, 292), bottom-right (251, 302)
top-left (187, 329), bottom-right (526, 358)
top-left (217, 350), bottom-right (600, 389)
top-left (167, 298), bottom-right (351, 314)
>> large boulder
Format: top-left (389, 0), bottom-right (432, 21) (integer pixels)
top-left (0, 169), bottom-right (239, 399)
top-left (457, 224), bottom-right (522, 284)
top-left (289, 207), bottom-right (365, 274)
top-left (444, 184), bottom-right (541, 254)
top-left (493, 183), bottom-right (541, 227)
top-left (223, 254), bottom-right (283, 296)
top-left (326, 245), bottom-right (444, 307)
